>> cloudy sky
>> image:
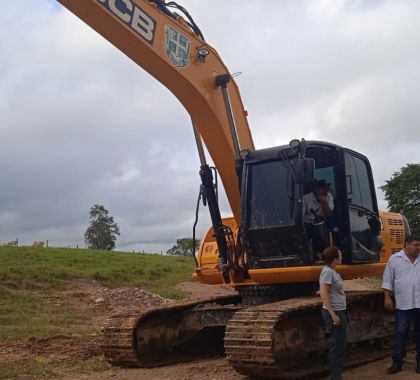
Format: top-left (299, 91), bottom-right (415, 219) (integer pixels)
top-left (1, 0), bottom-right (419, 252)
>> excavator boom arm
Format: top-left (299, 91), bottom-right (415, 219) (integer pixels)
top-left (57, 0), bottom-right (255, 222)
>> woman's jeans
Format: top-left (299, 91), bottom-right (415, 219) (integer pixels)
top-left (393, 308), bottom-right (420, 365)
top-left (322, 308), bottom-right (348, 380)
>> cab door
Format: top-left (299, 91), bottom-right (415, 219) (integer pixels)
top-left (344, 151), bottom-right (382, 263)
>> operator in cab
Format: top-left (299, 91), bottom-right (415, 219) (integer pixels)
top-left (303, 179), bottom-right (334, 261)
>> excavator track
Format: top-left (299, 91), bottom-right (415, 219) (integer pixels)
top-left (225, 290), bottom-right (394, 379)
top-left (103, 290), bottom-right (394, 377)
top-left (103, 294), bottom-right (242, 367)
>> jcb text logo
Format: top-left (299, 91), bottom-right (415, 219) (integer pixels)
top-left (97, 0), bottom-right (156, 44)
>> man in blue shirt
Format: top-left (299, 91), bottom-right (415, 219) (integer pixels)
top-left (382, 234), bottom-right (420, 374)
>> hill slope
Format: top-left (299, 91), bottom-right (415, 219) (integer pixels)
top-left (0, 246), bottom-right (196, 378)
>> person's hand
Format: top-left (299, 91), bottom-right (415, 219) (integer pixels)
top-left (332, 313), bottom-right (341, 326)
top-left (384, 297), bottom-right (395, 312)
top-left (317, 193), bottom-right (329, 204)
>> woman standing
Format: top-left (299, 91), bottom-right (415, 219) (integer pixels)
top-left (319, 246), bottom-right (347, 380)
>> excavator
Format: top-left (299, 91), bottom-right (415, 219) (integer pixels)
top-left (56, 1), bottom-right (408, 378)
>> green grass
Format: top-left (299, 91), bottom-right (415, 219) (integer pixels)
top-left (0, 246), bottom-right (195, 297)
top-left (0, 246), bottom-right (195, 342)
top-left (0, 246), bottom-right (195, 378)
top-left (0, 285), bottom-right (95, 340)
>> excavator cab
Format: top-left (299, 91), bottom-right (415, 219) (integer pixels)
top-left (240, 140), bottom-right (383, 269)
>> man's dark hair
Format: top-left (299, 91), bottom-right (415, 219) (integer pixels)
top-left (323, 246), bottom-right (340, 264)
top-left (405, 234), bottom-right (420, 244)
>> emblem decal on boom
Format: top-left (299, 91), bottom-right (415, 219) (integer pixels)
top-left (164, 25), bottom-right (191, 68)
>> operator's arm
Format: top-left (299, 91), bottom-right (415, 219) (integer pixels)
top-left (317, 192), bottom-right (333, 219)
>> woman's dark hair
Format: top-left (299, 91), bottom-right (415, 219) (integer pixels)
top-left (323, 246), bottom-right (341, 264)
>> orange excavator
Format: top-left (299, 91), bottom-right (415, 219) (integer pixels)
top-left (57, 1), bottom-right (407, 378)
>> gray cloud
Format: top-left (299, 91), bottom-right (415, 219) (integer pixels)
top-left (1, 1), bottom-right (419, 251)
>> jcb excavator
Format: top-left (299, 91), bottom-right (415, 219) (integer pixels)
top-left (57, 1), bottom-right (408, 378)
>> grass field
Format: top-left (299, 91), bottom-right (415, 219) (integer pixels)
top-left (0, 246), bottom-right (196, 378)
top-left (0, 246), bottom-right (195, 295)
top-left (0, 246), bottom-right (195, 340)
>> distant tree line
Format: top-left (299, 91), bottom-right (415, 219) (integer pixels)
top-left (380, 163), bottom-right (420, 236)
top-left (167, 238), bottom-right (200, 256)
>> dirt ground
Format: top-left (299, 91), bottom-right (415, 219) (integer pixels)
top-left (1, 279), bottom-right (419, 380)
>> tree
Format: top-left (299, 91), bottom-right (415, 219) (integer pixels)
top-left (167, 237), bottom-right (200, 256)
top-left (84, 204), bottom-right (120, 250)
top-left (379, 164), bottom-right (420, 236)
